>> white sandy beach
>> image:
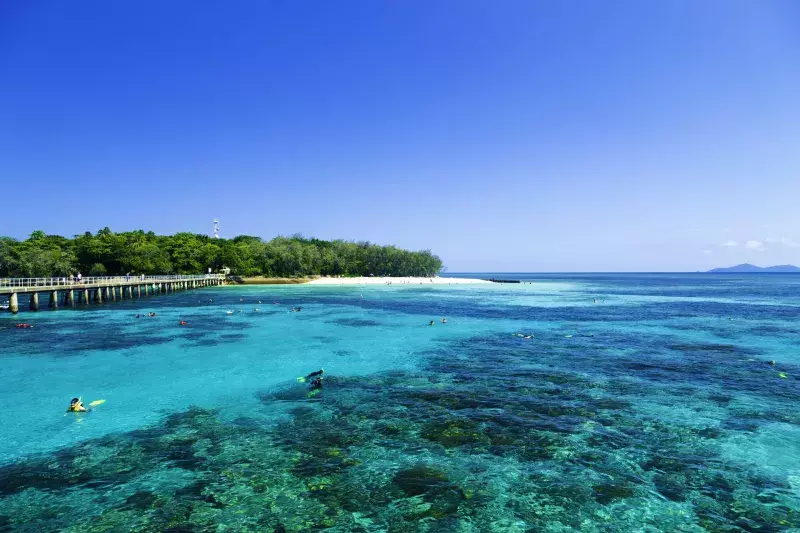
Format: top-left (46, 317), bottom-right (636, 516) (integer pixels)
top-left (306, 276), bottom-right (490, 285)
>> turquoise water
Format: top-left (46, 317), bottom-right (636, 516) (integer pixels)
top-left (1, 274), bottom-right (799, 531)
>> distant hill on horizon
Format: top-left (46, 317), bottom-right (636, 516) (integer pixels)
top-left (708, 263), bottom-right (800, 273)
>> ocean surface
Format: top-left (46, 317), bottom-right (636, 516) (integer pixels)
top-left (1, 273), bottom-right (799, 532)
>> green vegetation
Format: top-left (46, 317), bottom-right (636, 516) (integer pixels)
top-left (0, 229), bottom-right (443, 278)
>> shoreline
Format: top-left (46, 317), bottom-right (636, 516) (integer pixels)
top-left (227, 276), bottom-right (312, 285)
top-left (306, 276), bottom-right (490, 285)
top-left (228, 276), bottom-right (490, 285)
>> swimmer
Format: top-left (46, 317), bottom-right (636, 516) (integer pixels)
top-left (179, 320), bottom-right (187, 326)
top-left (226, 310), bottom-right (234, 315)
top-left (297, 368), bottom-right (324, 383)
top-left (148, 312), bottom-right (156, 317)
top-left (136, 314), bottom-right (141, 318)
top-left (66, 397), bottom-right (88, 413)
top-left (442, 318), bottom-right (447, 324)
top-left (308, 377), bottom-right (323, 391)
top-left (253, 308), bottom-right (260, 312)
top-left (240, 298), bottom-right (244, 302)
top-left (429, 320), bottom-right (435, 326)
top-left (769, 360), bottom-right (777, 366)
top-left (524, 335), bottom-right (533, 339)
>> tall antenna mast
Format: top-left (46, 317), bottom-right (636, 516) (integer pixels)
top-left (213, 219), bottom-right (220, 239)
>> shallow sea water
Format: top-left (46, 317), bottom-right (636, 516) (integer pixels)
top-left (1, 273), bottom-right (799, 532)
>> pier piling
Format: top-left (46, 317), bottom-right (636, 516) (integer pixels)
top-left (29, 293), bottom-right (39, 312)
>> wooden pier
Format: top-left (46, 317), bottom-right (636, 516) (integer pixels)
top-left (0, 275), bottom-right (225, 314)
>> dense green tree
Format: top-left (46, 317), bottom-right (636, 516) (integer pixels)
top-left (0, 230), bottom-right (443, 278)
top-left (0, 237), bottom-right (18, 277)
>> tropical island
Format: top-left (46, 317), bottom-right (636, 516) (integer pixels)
top-left (0, 229), bottom-right (445, 280)
top-left (707, 263), bottom-right (800, 273)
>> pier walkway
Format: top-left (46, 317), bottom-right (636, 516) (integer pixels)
top-left (0, 274), bottom-right (225, 313)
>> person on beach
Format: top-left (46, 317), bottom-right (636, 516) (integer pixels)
top-left (66, 397), bottom-right (88, 413)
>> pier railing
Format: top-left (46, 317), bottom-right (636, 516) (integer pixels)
top-left (0, 274), bottom-right (224, 289)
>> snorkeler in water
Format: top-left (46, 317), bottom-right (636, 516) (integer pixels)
top-left (66, 397), bottom-right (88, 413)
top-left (297, 369), bottom-right (325, 396)
top-left (297, 369), bottom-right (324, 383)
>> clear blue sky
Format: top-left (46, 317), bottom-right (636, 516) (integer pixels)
top-left (2, 1), bottom-right (799, 271)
